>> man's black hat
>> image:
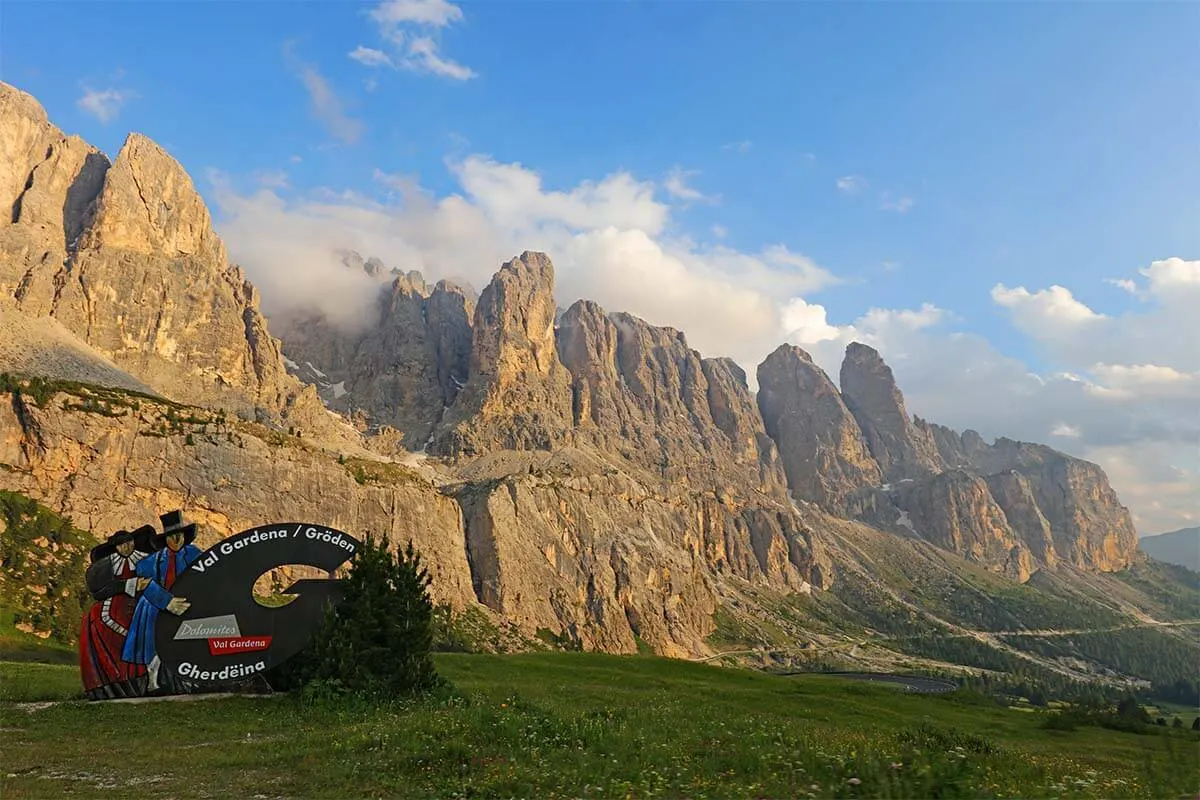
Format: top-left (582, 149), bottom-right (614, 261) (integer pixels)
top-left (89, 524), bottom-right (157, 563)
top-left (155, 510), bottom-right (198, 546)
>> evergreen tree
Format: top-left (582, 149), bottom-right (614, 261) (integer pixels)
top-left (1116, 694), bottom-right (1149, 724)
top-left (277, 534), bottom-right (441, 699)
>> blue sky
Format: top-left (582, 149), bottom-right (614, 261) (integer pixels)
top-left (3, 1), bottom-right (1198, 532)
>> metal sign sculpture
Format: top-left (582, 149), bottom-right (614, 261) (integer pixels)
top-left (79, 511), bottom-right (360, 699)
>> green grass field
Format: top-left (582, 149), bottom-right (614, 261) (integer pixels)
top-left (2, 654), bottom-right (1197, 799)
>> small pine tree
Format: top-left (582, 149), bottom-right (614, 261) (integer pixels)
top-left (281, 534), bottom-right (441, 699)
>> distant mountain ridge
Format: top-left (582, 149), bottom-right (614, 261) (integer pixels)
top-left (1139, 527), bottom-right (1200, 572)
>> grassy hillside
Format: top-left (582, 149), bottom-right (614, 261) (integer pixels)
top-left (700, 520), bottom-right (1200, 712)
top-left (3, 653), bottom-right (1198, 799)
top-left (0, 490), bottom-right (92, 655)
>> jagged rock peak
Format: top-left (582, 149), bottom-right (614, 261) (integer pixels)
top-left (476, 251), bottom-right (561, 375)
top-left (0, 80), bottom-right (47, 121)
top-left (555, 300), bottom-right (786, 491)
top-left (336, 249), bottom-right (391, 280)
top-left (756, 344), bottom-right (882, 510)
top-left (0, 86), bottom-right (355, 445)
top-left (431, 251), bottom-right (574, 456)
top-left (0, 81), bottom-right (110, 251)
top-left (77, 132), bottom-right (225, 264)
top-left (840, 341), bottom-right (942, 480)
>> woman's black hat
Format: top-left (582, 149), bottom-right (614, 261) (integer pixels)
top-left (89, 524), bottom-right (157, 563)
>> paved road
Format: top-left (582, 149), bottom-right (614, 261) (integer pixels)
top-left (883, 619), bottom-right (1200, 641)
top-left (779, 671), bottom-right (958, 694)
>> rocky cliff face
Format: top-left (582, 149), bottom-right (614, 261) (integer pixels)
top-left (0, 82), bottom-right (343, 444)
top-left (432, 252), bottom-right (575, 456)
top-left (971, 438), bottom-right (1137, 572)
top-left (984, 470), bottom-right (1058, 568)
top-left (756, 345), bottom-right (882, 511)
top-left (831, 344), bottom-right (1137, 576)
top-left (840, 343), bottom-right (942, 480)
top-left (897, 470), bottom-right (1033, 581)
top-left (556, 301), bottom-right (786, 494)
top-left (274, 269), bottom-right (474, 449)
top-left (0, 376), bottom-right (831, 656)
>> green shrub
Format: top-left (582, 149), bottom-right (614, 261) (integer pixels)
top-left (273, 535), bottom-right (441, 700)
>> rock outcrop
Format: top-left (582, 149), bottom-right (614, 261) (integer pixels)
top-left (840, 343), bottom-right (942, 480)
top-left (0, 81), bottom-right (346, 445)
top-left (0, 387), bottom-right (477, 611)
top-left (970, 438), bottom-right (1138, 572)
top-left (984, 469), bottom-right (1058, 568)
top-left (556, 301), bottom-right (785, 493)
top-left (432, 252), bottom-right (575, 456)
top-left (756, 345), bottom-right (882, 511)
top-left (276, 270), bottom-right (474, 449)
top-left (897, 470), bottom-right (1033, 581)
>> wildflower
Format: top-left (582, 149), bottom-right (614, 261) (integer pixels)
top-left (890, 762), bottom-right (903, 770)
top-left (848, 778), bottom-right (862, 785)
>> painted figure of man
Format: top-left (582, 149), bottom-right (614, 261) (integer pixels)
top-left (121, 510), bottom-right (200, 693)
top-left (78, 525), bottom-right (157, 699)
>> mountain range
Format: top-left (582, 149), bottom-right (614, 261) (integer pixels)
top-left (1, 80), bottom-right (1193, 678)
top-left (1139, 528), bottom-right (1200, 573)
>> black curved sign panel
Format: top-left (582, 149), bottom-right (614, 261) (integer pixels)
top-left (154, 523), bottom-right (360, 686)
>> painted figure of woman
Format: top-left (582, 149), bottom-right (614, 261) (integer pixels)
top-left (78, 525), bottom-right (156, 700)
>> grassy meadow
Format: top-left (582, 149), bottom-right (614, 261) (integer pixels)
top-left (2, 653), bottom-right (1198, 799)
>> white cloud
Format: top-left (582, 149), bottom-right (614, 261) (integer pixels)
top-left (1051, 423), bottom-right (1082, 438)
top-left (348, 46), bottom-right (394, 68)
top-left (781, 298), bottom-right (842, 345)
top-left (994, 260), bottom-right (1200, 373)
top-left (711, 224), bottom-right (728, 239)
top-left (1105, 277), bottom-right (1137, 294)
top-left (836, 175), bottom-right (867, 195)
top-left (254, 170), bottom-right (290, 189)
top-left (210, 154), bottom-right (837, 375)
top-left (722, 140), bottom-right (752, 154)
top-left (1140, 256), bottom-right (1200, 292)
top-left (353, 0), bottom-right (476, 80)
top-left (285, 46), bottom-right (365, 144)
top-left (663, 167), bottom-right (713, 204)
top-left (369, 0), bottom-right (463, 28)
top-left (991, 283), bottom-right (1106, 326)
top-left (406, 36), bottom-right (476, 80)
top-left (1090, 363), bottom-right (1194, 389)
top-left (879, 193), bottom-right (915, 213)
top-left (76, 87), bottom-right (134, 123)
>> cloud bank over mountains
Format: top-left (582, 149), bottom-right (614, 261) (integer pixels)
top-left (208, 153), bottom-right (1198, 535)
